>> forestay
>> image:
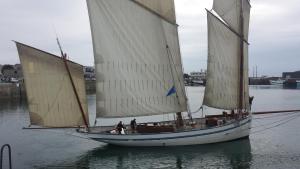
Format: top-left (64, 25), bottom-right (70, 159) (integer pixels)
top-left (16, 42), bottom-right (88, 127)
top-left (203, 0), bottom-right (250, 110)
top-left (87, 0), bottom-right (187, 118)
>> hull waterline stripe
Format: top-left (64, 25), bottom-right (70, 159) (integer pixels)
top-left (90, 119), bottom-right (251, 141)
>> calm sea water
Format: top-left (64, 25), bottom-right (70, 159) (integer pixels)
top-left (1, 86), bottom-right (300, 169)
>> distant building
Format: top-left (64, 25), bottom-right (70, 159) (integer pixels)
top-left (83, 66), bottom-right (96, 80)
top-left (187, 70), bottom-right (207, 86)
top-left (282, 71), bottom-right (300, 79)
top-left (190, 70), bottom-right (206, 80)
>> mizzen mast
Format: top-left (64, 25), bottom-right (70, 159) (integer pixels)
top-left (56, 37), bottom-right (89, 127)
top-left (238, 0), bottom-right (245, 112)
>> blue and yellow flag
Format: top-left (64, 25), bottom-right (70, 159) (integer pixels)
top-left (166, 86), bottom-right (176, 96)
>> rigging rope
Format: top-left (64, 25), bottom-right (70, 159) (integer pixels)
top-left (253, 112), bottom-right (298, 120)
top-left (188, 105), bottom-right (204, 114)
top-left (251, 112), bottom-right (300, 135)
top-left (252, 112), bottom-right (298, 128)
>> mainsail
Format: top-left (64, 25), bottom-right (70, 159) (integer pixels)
top-left (16, 42), bottom-right (88, 127)
top-left (134, 0), bottom-right (176, 23)
top-left (203, 0), bottom-right (250, 110)
top-left (87, 0), bottom-right (187, 118)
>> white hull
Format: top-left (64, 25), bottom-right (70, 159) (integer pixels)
top-left (84, 117), bottom-right (251, 147)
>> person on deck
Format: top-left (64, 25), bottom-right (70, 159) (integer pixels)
top-left (117, 121), bottom-right (125, 134)
top-left (249, 96), bottom-right (254, 110)
top-left (130, 119), bottom-right (137, 132)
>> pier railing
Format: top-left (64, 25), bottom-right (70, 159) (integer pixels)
top-left (0, 144), bottom-right (12, 169)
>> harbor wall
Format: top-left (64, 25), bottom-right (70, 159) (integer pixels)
top-left (249, 78), bottom-right (270, 85)
top-left (0, 80), bottom-right (96, 99)
top-left (85, 80), bottom-right (96, 94)
top-left (0, 83), bottom-right (25, 99)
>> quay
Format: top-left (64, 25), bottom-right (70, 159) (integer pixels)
top-left (0, 80), bottom-right (96, 99)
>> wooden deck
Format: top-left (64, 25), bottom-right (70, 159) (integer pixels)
top-left (88, 113), bottom-right (249, 134)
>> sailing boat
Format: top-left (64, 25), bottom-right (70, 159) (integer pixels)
top-left (16, 0), bottom-right (252, 147)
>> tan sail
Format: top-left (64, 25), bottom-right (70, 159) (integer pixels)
top-left (134, 0), bottom-right (176, 23)
top-left (16, 42), bottom-right (88, 127)
top-left (87, 0), bottom-right (187, 118)
top-left (204, 0), bottom-right (251, 110)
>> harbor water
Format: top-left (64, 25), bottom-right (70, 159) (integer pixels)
top-left (1, 86), bottom-right (300, 169)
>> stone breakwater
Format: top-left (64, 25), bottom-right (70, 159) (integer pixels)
top-left (0, 83), bottom-right (25, 99)
top-left (0, 80), bottom-right (96, 99)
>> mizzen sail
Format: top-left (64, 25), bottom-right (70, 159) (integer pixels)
top-left (203, 0), bottom-right (250, 110)
top-left (16, 42), bottom-right (88, 127)
top-left (87, 0), bottom-right (187, 118)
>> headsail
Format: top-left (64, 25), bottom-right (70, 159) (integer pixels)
top-left (86, 0), bottom-right (187, 118)
top-left (203, 0), bottom-right (250, 110)
top-left (16, 42), bottom-right (88, 127)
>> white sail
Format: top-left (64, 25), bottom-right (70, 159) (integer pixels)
top-left (203, 12), bottom-right (240, 110)
top-left (87, 0), bottom-right (187, 118)
top-left (204, 0), bottom-right (251, 110)
top-left (134, 0), bottom-right (176, 23)
top-left (213, 0), bottom-right (251, 40)
top-left (16, 42), bottom-right (88, 127)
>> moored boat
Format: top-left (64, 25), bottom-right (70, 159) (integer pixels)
top-left (270, 79), bottom-right (285, 85)
top-left (80, 0), bottom-right (252, 146)
top-left (16, 0), bottom-right (252, 147)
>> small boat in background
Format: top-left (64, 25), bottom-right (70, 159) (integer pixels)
top-left (270, 79), bottom-right (285, 85)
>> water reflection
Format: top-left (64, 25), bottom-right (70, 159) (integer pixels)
top-left (0, 98), bottom-right (26, 111)
top-left (2, 86), bottom-right (300, 169)
top-left (39, 138), bottom-right (252, 169)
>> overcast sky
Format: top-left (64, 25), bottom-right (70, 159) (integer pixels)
top-left (0, 0), bottom-right (299, 76)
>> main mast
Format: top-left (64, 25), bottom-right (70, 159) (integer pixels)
top-left (239, 0), bottom-right (245, 111)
